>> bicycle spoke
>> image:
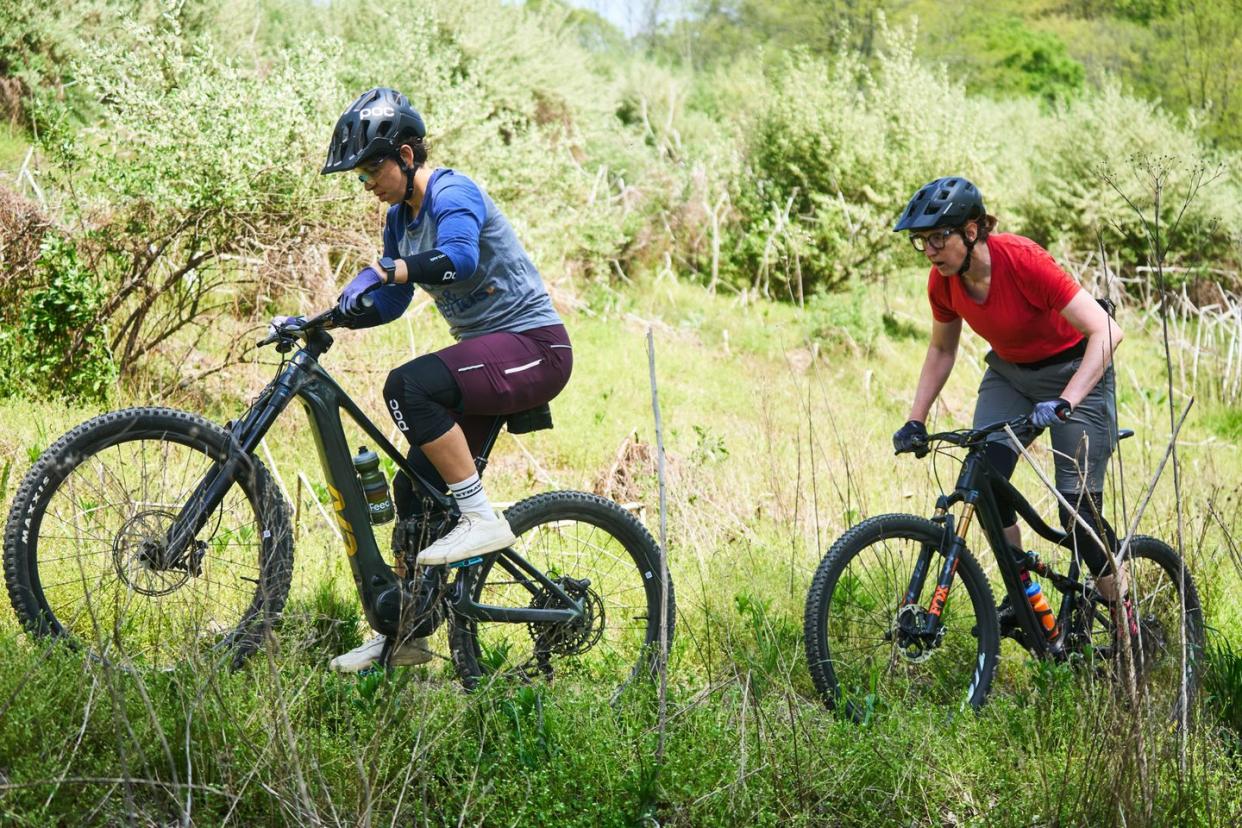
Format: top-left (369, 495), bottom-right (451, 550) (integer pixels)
top-left (17, 426), bottom-right (279, 668)
top-left (461, 498), bottom-right (665, 690)
top-left (807, 517), bottom-right (995, 715)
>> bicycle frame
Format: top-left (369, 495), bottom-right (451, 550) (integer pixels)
top-left (903, 445), bottom-right (1082, 658)
top-left (164, 323), bottom-right (584, 638)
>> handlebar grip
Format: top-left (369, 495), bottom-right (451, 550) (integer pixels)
top-left (893, 437), bottom-right (930, 458)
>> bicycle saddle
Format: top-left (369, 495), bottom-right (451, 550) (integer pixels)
top-left (506, 403), bottom-right (554, 434)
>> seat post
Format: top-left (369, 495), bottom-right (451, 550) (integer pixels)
top-left (473, 415), bottom-right (507, 475)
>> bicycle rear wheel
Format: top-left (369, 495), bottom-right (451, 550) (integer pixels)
top-left (1077, 535), bottom-right (1204, 721)
top-left (804, 514), bottom-right (1000, 719)
top-left (3, 407), bottom-right (293, 669)
top-left (448, 491), bottom-right (672, 692)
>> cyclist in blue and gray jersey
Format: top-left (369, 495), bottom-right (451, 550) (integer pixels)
top-left (320, 87), bottom-right (572, 672)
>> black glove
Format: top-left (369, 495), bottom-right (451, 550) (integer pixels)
top-left (893, 420), bottom-right (929, 456)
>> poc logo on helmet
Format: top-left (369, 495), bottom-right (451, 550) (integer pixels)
top-left (360, 106), bottom-right (395, 118)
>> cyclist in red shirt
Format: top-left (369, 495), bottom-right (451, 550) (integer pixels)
top-left (891, 177), bottom-right (1127, 603)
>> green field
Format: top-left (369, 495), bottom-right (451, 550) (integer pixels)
top-left (1, 269), bottom-right (1239, 825)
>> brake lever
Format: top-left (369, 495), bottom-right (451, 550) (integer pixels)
top-left (257, 315), bottom-right (309, 348)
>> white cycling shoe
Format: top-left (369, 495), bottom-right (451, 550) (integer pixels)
top-left (329, 634), bottom-right (432, 672)
top-left (416, 511), bottom-right (516, 567)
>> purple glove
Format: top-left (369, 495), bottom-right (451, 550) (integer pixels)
top-left (338, 266), bottom-right (383, 315)
top-left (1031, 398), bottom-right (1072, 428)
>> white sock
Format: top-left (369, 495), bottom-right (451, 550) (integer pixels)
top-left (447, 472), bottom-right (494, 518)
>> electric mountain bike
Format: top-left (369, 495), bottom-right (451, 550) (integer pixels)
top-left (804, 417), bottom-right (1203, 720)
top-left (4, 306), bottom-right (674, 690)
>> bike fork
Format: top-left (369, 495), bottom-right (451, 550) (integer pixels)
top-left (163, 386), bottom-right (291, 566)
top-left (918, 500), bottom-right (976, 638)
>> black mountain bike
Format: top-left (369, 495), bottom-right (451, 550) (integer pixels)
top-left (804, 417), bottom-right (1203, 720)
top-left (4, 306), bottom-right (674, 690)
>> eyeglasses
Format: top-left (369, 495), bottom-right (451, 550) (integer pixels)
top-left (909, 228), bottom-right (957, 252)
top-left (356, 160), bottom-right (388, 184)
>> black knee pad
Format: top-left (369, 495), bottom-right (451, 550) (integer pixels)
top-left (1057, 491), bottom-right (1118, 576)
top-left (384, 354), bottom-right (460, 446)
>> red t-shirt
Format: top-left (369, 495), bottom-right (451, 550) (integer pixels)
top-left (928, 233), bottom-right (1083, 363)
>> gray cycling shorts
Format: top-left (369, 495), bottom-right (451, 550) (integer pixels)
top-left (974, 351), bottom-right (1117, 493)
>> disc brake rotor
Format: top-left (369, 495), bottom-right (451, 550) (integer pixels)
top-left (112, 509), bottom-right (204, 596)
top-left (891, 604), bottom-right (945, 664)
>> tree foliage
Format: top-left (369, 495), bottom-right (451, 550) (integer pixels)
top-left (0, 0), bottom-right (1240, 397)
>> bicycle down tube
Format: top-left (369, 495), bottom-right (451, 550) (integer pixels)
top-left (167, 328), bottom-right (583, 638)
top-left (912, 447), bottom-right (1067, 658)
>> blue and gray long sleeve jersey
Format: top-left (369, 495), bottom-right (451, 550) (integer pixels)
top-left (360, 169), bottom-right (562, 340)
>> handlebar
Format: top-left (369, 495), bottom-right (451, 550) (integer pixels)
top-left (256, 294), bottom-right (375, 350)
top-left (897, 416), bottom-right (1038, 457)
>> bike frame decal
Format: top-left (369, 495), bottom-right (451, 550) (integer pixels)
top-left (328, 483), bottom-right (358, 557)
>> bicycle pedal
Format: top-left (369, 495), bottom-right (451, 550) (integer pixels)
top-left (448, 555), bottom-right (487, 569)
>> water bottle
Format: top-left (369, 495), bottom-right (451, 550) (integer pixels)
top-left (1021, 571), bottom-right (1058, 639)
top-left (352, 446), bottom-right (394, 525)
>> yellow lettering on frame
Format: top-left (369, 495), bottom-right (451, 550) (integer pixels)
top-left (328, 484), bottom-right (358, 557)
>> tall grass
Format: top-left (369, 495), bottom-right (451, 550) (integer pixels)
top-left (0, 271), bottom-right (1239, 825)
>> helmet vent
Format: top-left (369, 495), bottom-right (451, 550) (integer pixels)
top-left (893, 176), bottom-right (986, 233)
top-left (377, 119), bottom-right (393, 136)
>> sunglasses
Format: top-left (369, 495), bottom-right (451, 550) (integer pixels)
top-left (909, 227), bottom-right (957, 252)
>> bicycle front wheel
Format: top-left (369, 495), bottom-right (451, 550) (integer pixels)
top-left (448, 491), bottom-right (672, 692)
top-left (3, 407), bottom-right (293, 669)
top-left (804, 514), bottom-right (1000, 719)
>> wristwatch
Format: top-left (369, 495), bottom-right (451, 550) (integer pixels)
top-left (378, 256), bottom-right (398, 285)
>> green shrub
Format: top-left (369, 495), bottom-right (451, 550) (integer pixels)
top-left (722, 25), bottom-right (979, 296)
top-left (717, 21), bottom-right (1242, 299)
top-left (1010, 83), bottom-right (1242, 272)
top-left (34, 11), bottom-right (351, 377)
top-left (920, 11), bottom-right (1085, 103)
top-left (806, 281), bottom-right (884, 353)
top-left (1203, 631), bottom-right (1242, 748)
top-left (0, 232), bottom-right (115, 401)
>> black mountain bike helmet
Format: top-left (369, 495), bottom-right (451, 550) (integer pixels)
top-left (894, 176), bottom-right (988, 275)
top-left (321, 87), bottom-right (426, 175)
top-left (893, 176), bottom-right (986, 233)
